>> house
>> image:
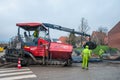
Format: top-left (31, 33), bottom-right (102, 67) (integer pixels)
top-left (104, 36), bottom-right (108, 45)
top-left (59, 36), bottom-right (68, 44)
top-left (108, 21), bottom-right (120, 50)
top-left (75, 36), bottom-right (89, 47)
top-left (91, 31), bottom-right (107, 45)
top-left (59, 35), bottom-right (89, 47)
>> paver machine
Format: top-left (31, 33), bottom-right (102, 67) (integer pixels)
top-left (3, 22), bottom-right (73, 66)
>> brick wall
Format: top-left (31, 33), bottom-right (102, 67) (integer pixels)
top-left (108, 21), bottom-right (120, 50)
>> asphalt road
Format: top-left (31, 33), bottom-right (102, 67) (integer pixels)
top-left (0, 61), bottom-right (120, 80)
top-left (0, 52), bottom-right (120, 80)
top-left (23, 62), bottom-right (120, 80)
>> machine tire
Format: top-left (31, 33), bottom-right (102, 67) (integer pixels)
top-left (21, 57), bottom-right (28, 66)
top-left (67, 58), bottom-right (72, 66)
top-left (21, 57), bottom-right (32, 66)
top-left (63, 58), bottom-right (72, 66)
top-left (66, 58), bottom-right (72, 66)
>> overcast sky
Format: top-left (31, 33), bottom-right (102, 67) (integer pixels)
top-left (0, 0), bottom-right (120, 42)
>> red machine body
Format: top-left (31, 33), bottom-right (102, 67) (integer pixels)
top-left (24, 38), bottom-right (49, 57)
top-left (49, 42), bottom-right (73, 59)
top-left (24, 38), bottom-right (73, 60)
top-left (4, 22), bottom-right (93, 66)
top-left (4, 22), bottom-right (73, 66)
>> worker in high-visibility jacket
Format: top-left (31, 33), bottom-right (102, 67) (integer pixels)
top-left (99, 49), bottom-right (104, 60)
top-left (81, 45), bottom-right (91, 70)
top-left (33, 30), bottom-right (39, 38)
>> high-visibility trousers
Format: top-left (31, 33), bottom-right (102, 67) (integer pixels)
top-left (82, 56), bottom-right (89, 68)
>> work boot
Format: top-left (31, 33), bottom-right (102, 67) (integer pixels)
top-left (82, 67), bottom-right (85, 69)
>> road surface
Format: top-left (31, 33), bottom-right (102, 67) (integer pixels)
top-left (0, 52), bottom-right (120, 80)
top-left (0, 62), bottom-right (119, 80)
top-left (26, 63), bottom-right (120, 80)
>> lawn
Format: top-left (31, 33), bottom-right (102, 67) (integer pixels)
top-left (74, 45), bottom-right (118, 55)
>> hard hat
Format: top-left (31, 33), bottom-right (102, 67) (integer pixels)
top-left (85, 45), bottom-right (89, 48)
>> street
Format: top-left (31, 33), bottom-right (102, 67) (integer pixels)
top-left (0, 62), bottom-right (120, 80)
top-left (27, 63), bottom-right (120, 80)
top-left (0, 51), bottom-right (120, 80)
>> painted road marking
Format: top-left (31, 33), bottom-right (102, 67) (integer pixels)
top-left (0, 74), bottom-right (36, 80)
top-left (0, 68), bottom-right (30, 73)
top-left (0, 67), bottom-right (37, 80)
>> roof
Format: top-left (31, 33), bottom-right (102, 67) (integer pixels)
top-left (16, 22), bottom-right (42, 27)
top-left (109, 21), bottom-right (120, 34)
top-left (16, 22), bottom-right (47, 31)
top-left (92, 31), bottom-right (106, 37)
top-left (91, 31), bottom-right (107, 45)
top-left (59, 36), bottom-right (68, 44)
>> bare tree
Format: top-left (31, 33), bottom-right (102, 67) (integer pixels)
top-left (67, 33), bottom-right (76, 47)
top-left (79, 18), bottom-right (89, 33)
top-left (78, 18), bottom-right (90, 47)
top-left (98, 26), bottom-right (108, 33)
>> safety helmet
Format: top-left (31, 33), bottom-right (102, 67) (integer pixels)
top-left (85, 45), bottom-right (89, 48)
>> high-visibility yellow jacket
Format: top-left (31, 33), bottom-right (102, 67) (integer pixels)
top-left (82, 48), bottom-right (91, 58)
top-left (99, 49), bottom-right (104, 56)
top-left (33, 30), bottom-right (39, 38)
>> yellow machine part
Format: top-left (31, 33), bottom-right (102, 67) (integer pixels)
top-left (0, 47), bottom-right (4, 52)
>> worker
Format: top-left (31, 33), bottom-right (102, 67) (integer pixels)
top-left (81, 45), bottom-right (91, 70)
top-left (24, 32), bottom-right (28, 37)
top-left (99, 49), bottom-right (104, 60)
top-left (33, 30), bottom-right (39, 38)
top-left (24, 32), bottom-right (28, 41)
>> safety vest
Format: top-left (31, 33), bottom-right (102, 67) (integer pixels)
top-left (82, 48), bottom-right (91, 57)
top-left (99, 49), bottom-right (104, 56)
top-left (33, 31), bottom-right (39, 38)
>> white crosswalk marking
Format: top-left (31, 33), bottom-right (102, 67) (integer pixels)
top-left (0, 67), bottom-right (37, 80)
top-left (0, 68), bottom-right (30, 73)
